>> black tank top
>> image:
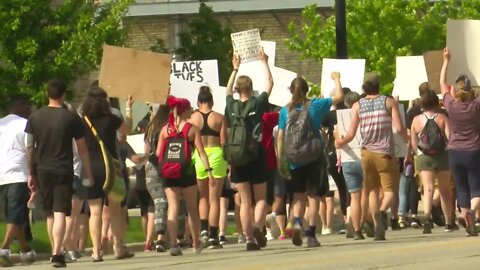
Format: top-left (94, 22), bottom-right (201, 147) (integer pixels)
top-left (199, 111), bottom-right (220, 137)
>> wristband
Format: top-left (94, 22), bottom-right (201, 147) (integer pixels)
top-left (126, 108), bottom-right (132, 112)
top-left (205, 168), bottom-right (213, 172)
top-left (232, 69), bottom-right (238, 72)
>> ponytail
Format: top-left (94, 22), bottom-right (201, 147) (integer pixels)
top-left (288, 77), bottom-right (309, 111)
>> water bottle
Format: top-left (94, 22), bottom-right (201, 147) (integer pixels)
top-left (405, 164), bottom-right (413, 177)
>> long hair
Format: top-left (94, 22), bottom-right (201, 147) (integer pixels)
top-left (198, 86), bottom-right (213, 107)
top-left (288, 77), bottom-right (309, 111)
top-left (144, 104), bottom-right (170, 143)
top-left (82, 86), bottom-right (111, 118)
top-left (166, 96), bottom-right (191, 132)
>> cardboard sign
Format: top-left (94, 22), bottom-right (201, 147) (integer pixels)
top-left (231, 29), bottom-right (262, 63)
top-left (392, 56), bottom-right (428, 101)
top-left (321, 59), bottom-right (366, 96)
top-left (169, 78), bottom-right (226, 114)
top-left (423, 51), bottom-right (443, 93)
top-left (170, 60), bottom-right (219, 86)
top-left (336, 104), bottom-right (408, 158)
top-left (99, 45), bottom-right (172, 103)
top-left (447, 20), bottom-right (480, 86)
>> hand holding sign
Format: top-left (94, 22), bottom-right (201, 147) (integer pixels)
top-left (443, 48), bottom-right (450, 62)
top-left (259, 47), bottom-right (268, 63)
top-left (232, 54), bottom-right (240, 69)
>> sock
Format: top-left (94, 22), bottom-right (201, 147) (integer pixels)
top-left (294, 217), bottom-right (303, 226)
top-left (200, 219), bottom-right (208, 232)
top-left (209, 226), bottom-right (219, 239)
top-left (308, 226), bottom-right (316, 238)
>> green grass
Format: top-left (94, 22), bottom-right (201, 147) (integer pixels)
top-left (0, 217), bottom-right (238, 253)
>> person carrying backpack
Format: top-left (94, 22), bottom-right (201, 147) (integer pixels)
top-left (225, 48), bottom-right (273, 251)
top-left (155, 96), bottom-right (214, 256)
top-left (440, 48), bottom-right (480, 236)
top-left (410, 89), bottom-right (454, 234)
top-left (276, 73), bottom-right (344, 248)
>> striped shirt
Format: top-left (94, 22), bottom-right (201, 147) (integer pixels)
top-left (359, 95), bottom-right (394, 155)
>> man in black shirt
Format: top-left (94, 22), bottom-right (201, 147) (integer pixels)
top-left (25, 79), bottom-right (94, 268)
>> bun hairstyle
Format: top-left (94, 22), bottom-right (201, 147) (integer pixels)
top-left (198, 86), bottom-right (213, 105)
top-left (455, 75), bottom-right (473, 102)
top-left (235, 75), bottom-right (253, 95)
top-left (288, 77), bottom-right (309, 111)
top-left (420, 89), bottom-right (439, 111)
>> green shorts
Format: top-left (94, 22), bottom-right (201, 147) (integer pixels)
top-left (416, 151), bottom-right (449, 172)
top-left (193, 146), bottom-right (228, 180)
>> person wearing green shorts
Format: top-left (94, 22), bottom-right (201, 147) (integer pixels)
top-left (189, 86), bottom-right (228, 249)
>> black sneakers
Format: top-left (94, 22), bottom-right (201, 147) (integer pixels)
top-left (390, 218), bottom-right (401, 231)
top-left (253, 227), bottom-right (267, 248)
top-left (51, 254), bottom-right (66, 268)
top-left (445, 223), bottom-right (459, 232)
top-left (246, 241), bottom-right (260, 251)
top-left (423, 219), bottom-right (433, 234)
top-left (354, 231), bottom-right (365, 240)
top-left (374, 212), bottom-right (387, 241)
top-left (362, 221), bottom-right (375, 238)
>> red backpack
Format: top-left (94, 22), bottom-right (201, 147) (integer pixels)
top-left (158, 123), bottom-right (193, 179)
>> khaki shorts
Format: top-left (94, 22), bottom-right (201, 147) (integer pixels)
top-left (361, 149), bottom-right (400, 193)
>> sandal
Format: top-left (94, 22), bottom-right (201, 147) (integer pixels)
top-left (114, 247), bottom-right (135, 260)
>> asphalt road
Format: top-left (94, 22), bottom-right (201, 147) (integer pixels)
top-left (12, 228), bottom-right (480, 270)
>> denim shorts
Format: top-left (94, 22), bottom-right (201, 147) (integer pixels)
top-left (342, 161), bottom-right (363, 193)
top-left (1, 183), bottom-right (30, 225)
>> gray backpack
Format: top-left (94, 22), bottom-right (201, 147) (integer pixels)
top-left (284, 101), bottom-right (323, 165)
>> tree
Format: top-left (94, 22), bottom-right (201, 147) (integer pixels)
top-left (0, 0), bottom-right (132, 108)
top-left (286, 0), bottom-right (480, 95)
top-left (174, 0), bottom-right (232, 85)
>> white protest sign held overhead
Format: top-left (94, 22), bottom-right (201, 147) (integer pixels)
top-left (169, 78), bottom-right (226, 114)
top-left (392, 56), bottom-right (428, 101)
top-left (336, 109), bottom-right (362, 162)
top-left (170, 60), bottom-right (219, 86)
top-left (231, 29), bottom-right (262, 63)
top-left (321, 59), bottom-right (366, 97)
top-left (447, 20), bottom-right (480, 86)
top-left (126, 134), bottom-right (145, 168)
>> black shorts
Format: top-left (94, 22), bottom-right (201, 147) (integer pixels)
top-left (136, 189), bottom-right (154, 216)
top-left (1, 183), bottom-right (30, 225)
top-left (163, 173), bottom-right (197, 189)
top-left (37, 171), bottom-right (74, 216)
top-left (231, 147), bottom-right (267, 185)
top-left (290, 159), bottom-right (329, 197)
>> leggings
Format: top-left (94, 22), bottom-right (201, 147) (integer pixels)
top-left (328, 153), bottom-right (349, 216)
top-left (145, 162), bottom-right (186, 237)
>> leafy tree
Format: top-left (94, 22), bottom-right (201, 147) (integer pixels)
top-left (287, 0), bottom-right (480, 95)
top-left (0, 0), bottom-right (132, 109)
top-left (174, 0), bottom-right (232, 85)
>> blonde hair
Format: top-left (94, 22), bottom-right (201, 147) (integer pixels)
top-left (235, 76), bottom-right (253, 95)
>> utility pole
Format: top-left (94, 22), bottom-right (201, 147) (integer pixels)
top-left (335, 0), bottom-right (348, 59)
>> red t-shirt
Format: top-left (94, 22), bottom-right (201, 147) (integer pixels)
top-left (261, 112), bottom-right (279, 170)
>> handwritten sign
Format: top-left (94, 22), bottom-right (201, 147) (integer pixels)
top-left (447, 20), bottom-right (480, 87)
top-left (321, 59), bottom-right (366, 96)
top-left (392, 56), bottom-right (428, 101)
top-left (170, 60), bottom-right (219, 86)
top-left (231, 29), bottom-right (262, 63)
top-left (336, 104), bottom-right (408, 159)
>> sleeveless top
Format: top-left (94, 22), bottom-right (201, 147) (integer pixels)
top-left (416, 113), bottom-right (438, 156)
top-left (199, 111), bottom-right (220, 137)
top-left (359, 95), bottom-right (394, 155)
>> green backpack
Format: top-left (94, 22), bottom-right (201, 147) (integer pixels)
top-left (226, 99), bottom-right (261, 166)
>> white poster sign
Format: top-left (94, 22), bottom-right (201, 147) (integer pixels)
top-left (321, 58), bottom-right (366, 96)
top-left (126, 134), bottom-right (146, 168)
top-left (447, 20), bottom-right (480, 87)
top-left (118, 99), bottom-right (150, 131)
top-left (231, 29), bottom-right (262, 63)
top-left (392, 56), bottom-right (428, 101)
top-left (169, 78), bottom-right (226, 114)
top-left (170, 59), bottom-right (219, 86)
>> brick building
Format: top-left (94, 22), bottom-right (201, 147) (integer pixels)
top-left (124, 0), bottom-right (334, 84)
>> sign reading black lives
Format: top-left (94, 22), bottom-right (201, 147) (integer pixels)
top-left (170, 60), bottom-right (219, 85)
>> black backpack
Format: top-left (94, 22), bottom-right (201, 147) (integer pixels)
top-left (417, 114), bottom-right (447, 156)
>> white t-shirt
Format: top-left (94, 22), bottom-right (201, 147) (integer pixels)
top-left (0, 114), bottom-right (28, 185)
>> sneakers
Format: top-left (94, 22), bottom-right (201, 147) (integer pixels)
top-left (0, 249), bottom-right (12, 267)
top-left (193, 243), bottom-right (204, 254)
top-left (285, 222), bottom-right (294, 238)
top-left (374, 212), bottom-right (387, 241)
top-left (51, 254), bottom-right (66, 268)
top-left (321, 227), bottom-right (332, 235)
top-left (345, 223), bottom-right (354, 238)
top-left (155, 240), bottom-right (167, 252)
top-left (445, 223), bottom-right (459, 232)
top-left (266, 230), bottom-right (275, 241)
top-left (266, 213), bottom-right (279, 238)
top-left (306, 237), bottom-right (321, 248)
top-left (20, 250), bottom-right (36, 265)
top-left (398, 217), bottom-right (408, 229)
top-left (390, 218), bottom-right (401, 231)
top-left (170, 245), bottom-right (183, 256)
top-left (237, 233), bottom-right (246, 244)
top-left (144, 242), bottom-right (153, 252)
top-left (246, 240), bottom-right (260, 251)
top-left (292, 223), bottom-right (304, 247)
top-left (253, 227), bottom-right (267, 248)
top-left (423, 219), bottom-right (433, 234)
top-left (200, 230), bottom-right (209, 246)
top-left (219, 235), bottom-right (227, 245)
top-left (362, 221), bottom-right (375, 238)
top-left (465, 211), bottom-right (478, 237)
top-left (431, 205), bottom-right (446, 227)
top-left (63, 250), bottom-right (77, 263)
top-left (208, 238), bottom-right (223, 249)
top-left (278, 234), bottom-right (287, 240)
top-left (354, 231), bottom-right (365, 240)
top-left (411, 218), bottom-right (422, 229)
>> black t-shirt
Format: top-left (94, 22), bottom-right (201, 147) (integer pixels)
top-left (83, 114), bottom-right (123, 160)
top-left (25, 106), bottom-right (85, 175)
top-left (405, 105), bottom-right (449, 130)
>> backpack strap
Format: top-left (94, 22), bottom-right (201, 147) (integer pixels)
top-left (181, 122), bottom-right (193, 137)
top-left (241, 98), bottom-right (256, 119)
